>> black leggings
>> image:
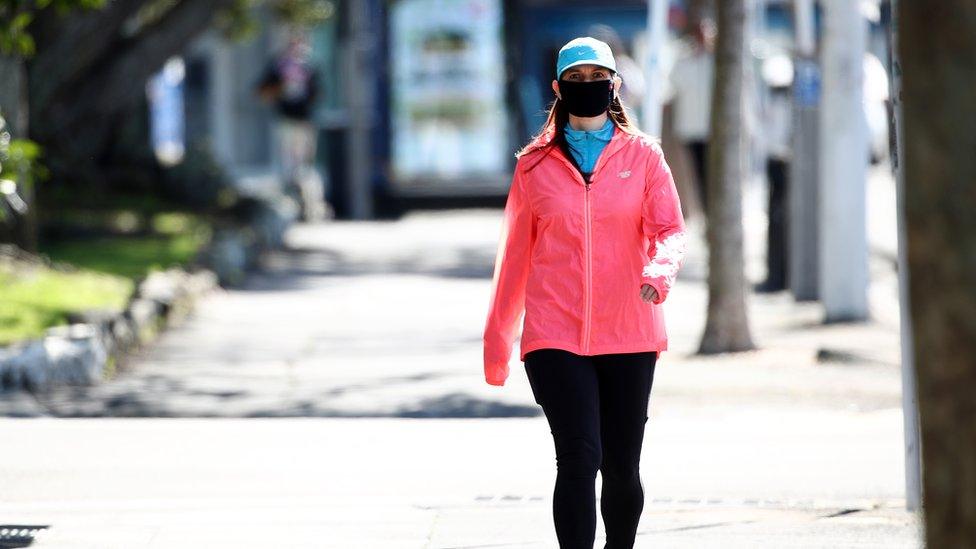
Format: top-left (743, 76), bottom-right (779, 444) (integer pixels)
top-left (524, 348), bottom-right (658, 549)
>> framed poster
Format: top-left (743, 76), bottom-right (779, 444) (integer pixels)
top-left (390, 0), bottom-right (510, 194)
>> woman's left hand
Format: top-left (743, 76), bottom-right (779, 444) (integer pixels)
top-left (639, 283), bottom-right (659, 303)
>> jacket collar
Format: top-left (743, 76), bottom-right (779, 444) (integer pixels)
top-left (522, 123), bottom-right (631, 176)
top-left (562, 118), bottom-right (615, 148)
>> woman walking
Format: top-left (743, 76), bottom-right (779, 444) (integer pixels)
top-left (482, 37), bottom-right (688, 548)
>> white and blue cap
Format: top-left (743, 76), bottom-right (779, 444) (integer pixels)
top-left (556, 37), bottom-right (617, 79)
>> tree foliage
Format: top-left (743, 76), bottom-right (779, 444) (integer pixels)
top-left (0, 0), bottom-right (105, 55)
top-left (0, 111), bottom-right (43, 224)
top-left (217, 0), bottom-right (336, 40)
top-left (1, 0), bottom-right (335, 57)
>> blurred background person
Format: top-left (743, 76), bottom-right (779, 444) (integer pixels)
top-left (667, 17), bottom-right (715, 218)
top-left (256, 31), bottom-right (322, 203)
top-left (588, 24), bottom-right (646, 121)
top-left (756, 53), bottom-right (793, 293)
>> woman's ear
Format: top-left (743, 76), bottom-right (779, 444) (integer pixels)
top-left (551, 79), bottom-right (561, 100)
top-left (612, 74), bottom-right (623, 96)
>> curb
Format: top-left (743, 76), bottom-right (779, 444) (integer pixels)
top-left (0, 267), bottom-right (219, 394)
top-left (0, 188), bottom-right (304, 396)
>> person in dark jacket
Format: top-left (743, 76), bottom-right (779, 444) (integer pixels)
top-left (256, 32), bottom-right (320, 182)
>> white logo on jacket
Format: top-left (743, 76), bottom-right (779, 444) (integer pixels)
top-left (618, 170), bottom-right (631, 178)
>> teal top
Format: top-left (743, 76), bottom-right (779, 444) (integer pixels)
top-left (562, 118), bottom-right (615, 175)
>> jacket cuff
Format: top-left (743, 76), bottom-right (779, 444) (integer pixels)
top-left (485, 376), bottom-right (506, 386)
top-left (484, 359), bottom-right (509, 386)
top-left (641, 276), bottom-right (668, 304)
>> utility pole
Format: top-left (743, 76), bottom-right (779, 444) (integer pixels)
top-left (209, 39), bottom-right (236, 168)
top-left (788, 0), bottom-right (819, 301)
top-left (887, 0), bottom-right (923, 513)
top-left (642, 0), bottom-right (668, 137)
top-left (818, 0), bottom-right (868, 321)
top-left (346, 0), bottom-right (376, 219)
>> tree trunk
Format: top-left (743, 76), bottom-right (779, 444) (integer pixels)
top-left (28, 0), bottom-right (146, 114)
top-left (697, 0), bottom-right (755, 354)
top-left (899, 1), bottom-right (976, 545)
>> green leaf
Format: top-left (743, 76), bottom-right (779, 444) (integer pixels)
top-left (9, 139), bottom-right (42, 161)
top-left (15, 33), bottom-right (34, 55)
top-left (10, 12), bottom-right (32, 31)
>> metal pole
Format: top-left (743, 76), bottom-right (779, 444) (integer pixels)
top-left (346, 0), bottom-right (376, 220)
top-left (788, 0), bottom-right (820, 301)
top-left (209, 39), bottom-right (236, 168)
top-left (818, 0), bottom-right (869, 321)
top-left (642, 0), bottom-right (668, 137)
top-left (887, 0), bottom-right (923, 513)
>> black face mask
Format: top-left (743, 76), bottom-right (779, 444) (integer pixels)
top-left (558, 79), bottom-right (614, 117)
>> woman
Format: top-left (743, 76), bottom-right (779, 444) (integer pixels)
top-left (482, 36), bottom-right (687, 548)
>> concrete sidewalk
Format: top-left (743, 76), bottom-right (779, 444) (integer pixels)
top-left (0, 416), bottom-right (919, 548)
top-left (0, 164), bottom-right (922, 547)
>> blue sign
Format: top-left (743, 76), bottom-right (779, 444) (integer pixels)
top-left (794, 59), bottom-right (821, 107)
top-left (148, 57), bottom-right (186, 166)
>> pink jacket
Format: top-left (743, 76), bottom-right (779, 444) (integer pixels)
top-left (482, 123), bottom-right (688, 386)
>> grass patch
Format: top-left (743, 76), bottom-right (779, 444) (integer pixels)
top-left (40, 232), bottom-right (204, 281)
top-left (0, 266), bottom-right (133, 346)
top-left (39, 212), bottom-right (211, 280)
top-left (0, 211), bottom-right (212, 345)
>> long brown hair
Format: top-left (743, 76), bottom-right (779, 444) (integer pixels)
top-left (515, 87), bottom-right (651, 158)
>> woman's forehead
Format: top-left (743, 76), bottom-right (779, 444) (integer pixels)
top-left (560, 64), bottom-right (612, 79)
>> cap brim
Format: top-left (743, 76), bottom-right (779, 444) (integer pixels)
top-left (558, 60), bottom-right (616, 79)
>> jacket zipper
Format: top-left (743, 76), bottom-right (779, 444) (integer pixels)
top-left (583, 178), bottom-right (592, 354)
top-left (555, 137), bottom-right (626, 356)
top-left (583, 134), bottom-right (593, 354)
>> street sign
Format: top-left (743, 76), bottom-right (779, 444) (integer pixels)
top-left (794, 59), bottom-right (821, 107)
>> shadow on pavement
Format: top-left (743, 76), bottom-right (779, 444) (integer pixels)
top-left (7, 373), bottom-right (542, 419)
top-left (246, 244), bottom-right (497, 293)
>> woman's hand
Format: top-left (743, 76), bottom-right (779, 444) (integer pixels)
top-left (639, 283), bottom-right (659, 303)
